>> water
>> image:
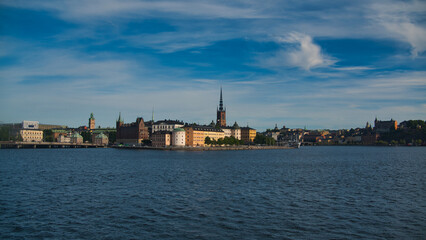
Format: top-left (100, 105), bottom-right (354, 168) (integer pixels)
top-left (0, 147), bottom-right (425, 239)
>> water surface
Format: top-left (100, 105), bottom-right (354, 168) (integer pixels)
top-left (1, 147), bottom-right (425, 239)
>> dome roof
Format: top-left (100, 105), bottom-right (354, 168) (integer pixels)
top-left (70, 132), bottom-right (82, 138)
top-left (173, 128), bottom-right (185, 132)
top-left (95, 133), bottom-right (107, 138)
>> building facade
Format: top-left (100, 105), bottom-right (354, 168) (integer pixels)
top-left (116, 113), bottom-right (150, 144)
top-left (22, 120), bottom-right (39, 130)
top-left (89, 113), bottom-right (95, 130)
top-left (70, 132), bottom-right (83, 144)
top-left (151, 131), bottom-right (171, 147)
top-left (19, 129), bottom-right (43, 142)
top-left (152, 120), bottom-right (184, 134)
top-left (230, 122), bottom-right (241, 140)
top-left (216, 88), bottom-right (226, 127)
top-left (374, 118), bottom-right (398, 133)
top-left (57, 135), bottom-right (71, 143)
top-left (241, 127), bottom-right (256, 144)
top-left (185, 125), bottom-right (225, 147)
top-left (92, 132), bottom-right (109, 145)
top-left (172, 128), bottom-right (186, 146)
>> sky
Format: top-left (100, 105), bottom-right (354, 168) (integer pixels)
top-left (0, 0), bottom-right (425, 131)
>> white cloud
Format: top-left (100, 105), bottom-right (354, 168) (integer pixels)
top-left (370, 0), bottom-right (426, 57)
top-left (265, 32), bottom-right (335, 71)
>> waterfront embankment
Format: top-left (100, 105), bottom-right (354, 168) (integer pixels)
top-left (113, 145), bottom-right (297, 151)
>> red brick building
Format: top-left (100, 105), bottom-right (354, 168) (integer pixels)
top-left (116, 113), bottom-right (149, 144)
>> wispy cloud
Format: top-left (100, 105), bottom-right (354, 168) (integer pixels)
top-left (370, 0), bottom-right (426, 57)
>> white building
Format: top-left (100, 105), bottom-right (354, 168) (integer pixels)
top-left (58, 135), bottom-right (71, 143)
top-left (22, 120), bottom-right (39, 129)
top-left (231, 122), bottom-right (241, 140)
top-left (172, 128), bottom-right (185, 146)
top-left (221, 128), bottom-right (232, 138)
top-left (152, 120), bottom-right (184, 134)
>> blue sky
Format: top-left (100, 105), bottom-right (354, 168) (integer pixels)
top-left (0, 0), bottom-right (425, 130)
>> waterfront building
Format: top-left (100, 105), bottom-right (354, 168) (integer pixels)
top-left (116, 113), bottom-right (149, 144)
top-left (152, 120), bottom-right (184, 134)
top-left (70, 132), bottom-right (83, 144)
top-left (216, 88), bottom-right (226, 127)
top-left (89, 113), bottom-right (95, 130)
top-left (185, 125), bottom-right (225, 147)
top-left (57, 135), bottom-right (71, 143)
top-left (172, 128), bottom-right (186, 146)
top-left (231, 122), bottom-right (241, 140)
top-left (152, 131), bottom-right (172, 147)
top-left (221, 122), bottom-right (242, 140)
top-left (51, 129), bottom-right (68, 142)
top-left (222, 127), bottom-right (232, 138)
top-left (19, 129), bottom-right (43, 142)
top-left (374, 118), bottom-right (398, 133)
top-left (93, 133), bottom-right (109, 145)
top-left (241, 127), bottom-right (256, 144)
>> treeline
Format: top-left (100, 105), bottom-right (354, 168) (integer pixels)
top-left (205, 136), bottom-right (244, 145)
top-left (253, 134), bottom-right (276, 146)
top-left (0, 126), bottom-right (9, 141)
top-left (378, 128), bottom-right (425, 145)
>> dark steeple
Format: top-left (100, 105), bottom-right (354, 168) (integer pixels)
top-left (216, 87), bottom-right (226, 127)
top-left (219, 87), bottom-right (224, 111)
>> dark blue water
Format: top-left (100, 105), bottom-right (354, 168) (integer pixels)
top-left (1, 147), bottom-right (425, 239)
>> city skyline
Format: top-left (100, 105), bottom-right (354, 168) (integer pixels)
top-left (1, 0), bottom-right (425, 131)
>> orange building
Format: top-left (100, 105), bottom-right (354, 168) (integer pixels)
top-left (185, 125), bottom-right (225, 147)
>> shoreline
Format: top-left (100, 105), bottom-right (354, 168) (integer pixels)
top-left (112, 145), bottom-right (297, 151)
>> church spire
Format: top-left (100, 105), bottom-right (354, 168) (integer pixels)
top-left (216, 87), bottom-right (226, 127)
top-left (118, 112), bottom-right (123, 123)
top-left (219, 86), bottom-right (224, 111)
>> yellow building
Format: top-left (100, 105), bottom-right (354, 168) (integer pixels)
top-left (241, 127), bottom-right (256, 144)
top-left (185, 126), bottom-right (225, 147)
top-left (19, 129), bottom-right (43, 142)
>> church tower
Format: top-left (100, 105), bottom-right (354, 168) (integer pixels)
top-left (89, 113), bottom-right (95, 130)
top-left (216, 87), bottom-right (226, 127)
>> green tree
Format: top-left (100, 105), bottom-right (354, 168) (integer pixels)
top-left (217, 138), bottom-right (224, 146)
top-left (253, 134), bottom-right (266, 144)
top-left (108, 131), bottom-right (116, 144)
top-left (205, 136), bottom-right (211, 145)
top-left (0, 126), bottom-right (10, 141)
top-left (43, 129), bottom-right (54, 142)
top-left (80, 131), bottom-right (92, 143)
